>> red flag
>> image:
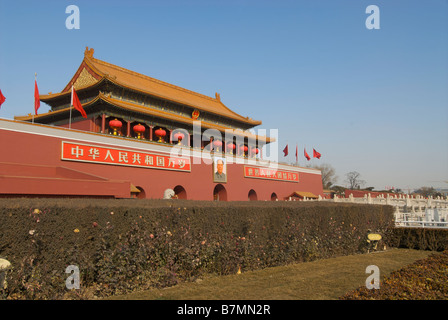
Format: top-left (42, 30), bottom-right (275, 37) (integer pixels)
top-left (71, 86), bottom-right (87, 118)
top-left (313, 148), bottom-right (321, 159)
top-left (304, 148), bottom-right (310, 161)
top-left (0, 89), bottom-right (5, 108)
top-left (283, 144), bottom-right (288, 157)
top-left (34, 80), bottom-right (40, 115)
top-left (295, 144), bottom-right (298, 162)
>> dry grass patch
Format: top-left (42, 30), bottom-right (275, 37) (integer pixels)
top-left (109, 248), bottom-right (433, 300)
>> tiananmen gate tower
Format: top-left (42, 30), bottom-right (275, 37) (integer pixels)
top-left (0, 47), bottom-right (323, 200)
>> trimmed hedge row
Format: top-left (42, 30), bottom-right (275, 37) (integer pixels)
top-left (0, 199), bottom-right (394, 299)
top-left (390, 228), bottom-right (448, 251)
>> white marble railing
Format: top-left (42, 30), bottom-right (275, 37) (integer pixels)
top-left (310, 193), bottom-right (448, 229)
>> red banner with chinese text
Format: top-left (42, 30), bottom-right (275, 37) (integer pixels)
top-left (244, 165), bottom-right (299, 182)
top-left (61, 141), bottom-right (191, 172)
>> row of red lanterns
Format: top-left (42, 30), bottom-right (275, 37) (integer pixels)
top-left (109, 119), bottom-right (185, 144)
top-left (109, 118), bottom-right (167, 141)
top-left (108, 119), bottom-right (260, 154)
top-left (154, 129), bottom-right (184, 144)
top-left (213, 140), bottom-right (259, 155)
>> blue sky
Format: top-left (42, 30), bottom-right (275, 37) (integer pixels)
top-left (0, 0), bottom-right (447, 191)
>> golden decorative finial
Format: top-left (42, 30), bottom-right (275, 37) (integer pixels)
top-left (84, 47), bottom-right (94, 58)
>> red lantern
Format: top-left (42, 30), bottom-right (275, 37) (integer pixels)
top-left (240, 145), bottom-right (248, 156)
top-left (252, 148), bottom-right (259, 154)
top-left (133, 123), bottom-right (145, 139)
top-left (109, 118), bottom-right (122, 135)
top-left (154, 128), bottom-right (166, 142)
top-left (227, 143), bottom-right (236, 153)
top-left (213, 140), bottom-right (222, 152)
top-left (174, 132), bottom-right (184, 144)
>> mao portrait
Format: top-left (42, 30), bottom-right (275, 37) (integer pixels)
top-left (213, 157), bottom-right (227, 183)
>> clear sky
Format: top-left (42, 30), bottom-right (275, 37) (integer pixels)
top-left (0, 0), bottom-right (447, 191)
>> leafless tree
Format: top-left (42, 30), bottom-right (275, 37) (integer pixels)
top-left (313, 163), bottom-right (338, 189)
top-left (345, 171), bottom-right (365, 189)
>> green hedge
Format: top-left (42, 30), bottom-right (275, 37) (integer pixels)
top-left (390, 228), bottom-right (448, 251)
top-left (0, 199), bottom-right (394, 299)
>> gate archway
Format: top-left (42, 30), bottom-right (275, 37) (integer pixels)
top-left (174, 185), bottom-right (187, 199)
top-left (248, 189), bottom-right (258, 201)
top-left (213, 184), bottom-right (227, 201)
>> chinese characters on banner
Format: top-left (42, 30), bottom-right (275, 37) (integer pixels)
top-left (244, 165), bottom-right (299, 182)
top-left (61, 142), bottom-right (191, 172)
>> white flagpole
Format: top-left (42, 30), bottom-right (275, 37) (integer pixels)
top-left (305, 145), bottom-right (307, 166)
top-left (69, 86), bottom-right (73, 129)
top-left (32, 73), bottom-right (36, 124)
top-left (296, 144), bottom-right (298, 166)
top-left (311, 148), bottom-right (314, 167)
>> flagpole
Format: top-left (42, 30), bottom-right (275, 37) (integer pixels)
top-left (69, 86), bottom-right (73, 129)
top-left (295, 144), bottom-right (297, 166)
top-left (69, 106), bottom-right (72, 129)
top-left (312, 149), bottom-right (315, 166)
top-left (32, 73), bottom-right (36, 124)
top-left (312, 148), bottom-right (315, 167)
top-left (296, 144), bottom-right (298, 166)
top-left (305, 145), bottom-right (307, 167)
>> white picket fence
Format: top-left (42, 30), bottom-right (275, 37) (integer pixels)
top-left (311, 193), bottom-right (448, 229)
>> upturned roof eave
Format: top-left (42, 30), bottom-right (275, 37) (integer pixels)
top-left (14, 95), bottom-right (103, 121)
top-left (40, 74), bottom-right (262, 128)
top-left (83, 50), bottom-right (262, 126)
top-left (39, 78), bottom-right (107, 102)
top-left (38, 48), bottom-right (262, 128)
top-left (14, 94), bottom-right (272, 144)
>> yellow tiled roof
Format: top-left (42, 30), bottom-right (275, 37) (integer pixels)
top-left (41, 47), bottom-right (261, 127)
top-left (289, 191), bottom-right (318, 199)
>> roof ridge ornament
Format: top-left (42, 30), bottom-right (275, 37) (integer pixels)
top-left (84, 47), bottom-right (94, 58)
top-left (215, 92), bottom-right (220, 101)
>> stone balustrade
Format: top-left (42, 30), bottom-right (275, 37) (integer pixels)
top-left (305, 193), bottom-right (448, 229)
